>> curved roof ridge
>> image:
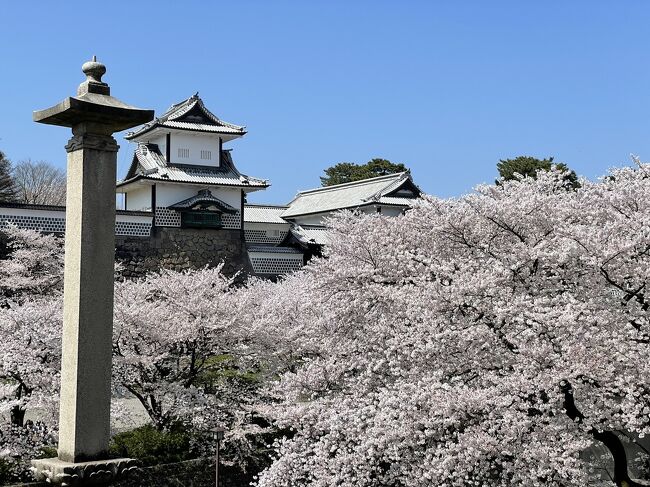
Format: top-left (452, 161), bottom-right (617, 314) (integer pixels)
top-left (194, 97), bottom-right (245, 130)
top-left (295, 172), bottom-right (409, 196)
top-left (159, 95), bottom-right (197, 121)
top-left (244, 203), bottom-right (288, 209)
top-left (365, 172), bottom-right (412, 201)
top-left (126, 94), bottom-right (246, 140)
top-left (238, 172), bottom-right (269, 185)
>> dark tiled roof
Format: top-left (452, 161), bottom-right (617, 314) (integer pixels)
top-left (282, 172), bottom-right (420, 218)
top-left (117, 144), bottom-right (268, 190)
top-left (243, 204), bottom-right (289, 224)
top-left (247, 245), bottom-right (303, 254)
top-left (289, 224), bottom-right (330, 246)
top-left (125, 94), bottom-right (246, 140)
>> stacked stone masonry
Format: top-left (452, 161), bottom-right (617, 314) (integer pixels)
top-left (0, 207), bottom-right (303, 278)
top-left (116, 226), bottom-right (252, 279)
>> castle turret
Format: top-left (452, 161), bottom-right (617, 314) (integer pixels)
top-left (118, 94), bottom-right (267, 231)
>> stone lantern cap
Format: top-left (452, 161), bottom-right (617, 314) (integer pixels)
top-left (33, 56), bottom-right (154, 133)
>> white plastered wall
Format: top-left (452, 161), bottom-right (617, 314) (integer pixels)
top-left (169, 132), bottom-right (221, 167)
top-left (139, 131), bottom-right (220, 167)
top-left (289, 205), bottom-right (406, 225)
top-left (155, 184), bottom-right (242, 210)
top-left (379, 206), bottom-right (405, 217)
top-left (125, 186), bottom-right (151, 211)
top-left (289, 212), bottom-right (329, 226)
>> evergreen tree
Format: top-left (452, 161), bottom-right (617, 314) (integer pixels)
top-left (497, 155), bottom-right (579, 189)
top-left (320, 162), bottom-right (360, 186)
top-left (320, 158), bottom-right (407, 186)
top-left (0, 151), bottom-right (16, 202)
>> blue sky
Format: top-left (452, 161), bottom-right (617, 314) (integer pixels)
top-left (0, 1), bottom-right (648, 204)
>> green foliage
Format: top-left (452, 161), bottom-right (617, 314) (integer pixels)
top-left (0, 445), bottom-right (56, 484)
top-left (497, 155), bottom-right (579, 189)
top-left (320, 158), bottom-right (407, 186)
top-left (110, 425), bottom-right (195, 466)
top-left (196, 354), bottom-right (264, 392)
top-left (0, 150), bottom-right (16, 202)
top-left (38, 446), bottom-right (58, 458)
top-left (0, 458), bottom-right (14, 485)
top-left (320, 162), bottom-right (359, 187)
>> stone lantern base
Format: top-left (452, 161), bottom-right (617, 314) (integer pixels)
top-left (31, 457), bottom-right (138, 486)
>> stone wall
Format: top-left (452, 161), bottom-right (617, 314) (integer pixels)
top-left (0, 225), bottom-right (257, 281)
top-left (116, 226), bottom-right (252, 279)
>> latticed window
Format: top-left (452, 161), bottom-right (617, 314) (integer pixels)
top-left (178, 148), bottom-right (190, 158)
top-left (181, 211), bottom-right (222, 228)
top-left (200, 150), bottom-right (212, 160)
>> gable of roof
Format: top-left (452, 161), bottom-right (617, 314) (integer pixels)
top-left (169, 189), bottom-right (238, 213)
top-left (125, 94), bottom-right (246, 140)
top-left (281, 172), bottom-right (420, 218)
top-left (117, 143), bottom-right (268, 190)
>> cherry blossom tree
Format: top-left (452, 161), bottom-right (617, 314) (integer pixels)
top-left (0, 297), bottom-right (60, 481)
top-left (255, 165), bottom-right (650, 487)
top-left (112, 265), bottom-right (281, 468)
top-left (0, 226), bottom-right (282, 476)
top-left (0, 225), bottom-right (64, 304)
top-left (2, 162), bottom-right (649, 485)
top-left (0, 226), bottom-right (63, 426)
top-left (0, 227), bottom-right (63, 479)
top-left (0, 299), bottom-right (61, 427)
top-left (0, 229), bottom-right (283, 476)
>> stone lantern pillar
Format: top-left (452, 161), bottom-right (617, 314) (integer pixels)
top-left (30, 58), bottom-right (153, 486)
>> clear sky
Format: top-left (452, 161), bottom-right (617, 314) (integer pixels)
top-left (0, 1), bottom-right (648, 204)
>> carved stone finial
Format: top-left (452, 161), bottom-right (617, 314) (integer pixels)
top-left (78, 57), bottom-right (110, 96)
top-left (82, 57), bottom-right (106, 84)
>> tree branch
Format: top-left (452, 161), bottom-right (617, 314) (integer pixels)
top-left (561, 380), bottom-right (646, 487)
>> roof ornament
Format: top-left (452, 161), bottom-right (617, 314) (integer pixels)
top-left (78, 56), bottom-right (110, 96)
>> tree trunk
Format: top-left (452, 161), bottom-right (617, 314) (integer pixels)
top-left (10, 405), bottom-right (25, 427)
top-left (561, 380), bottom-right (647, 487)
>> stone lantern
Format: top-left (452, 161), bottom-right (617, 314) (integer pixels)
top-left (30, 58), bottom-right (153, 485)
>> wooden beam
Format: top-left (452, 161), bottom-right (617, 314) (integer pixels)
top-left (151, 184), bottom-right (157, 228)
